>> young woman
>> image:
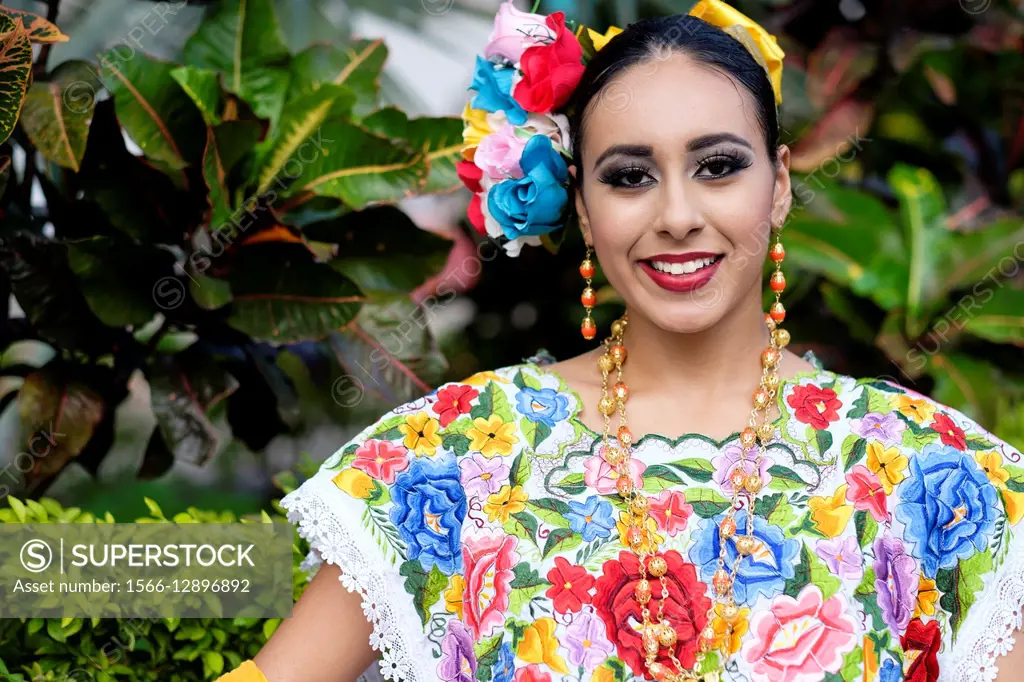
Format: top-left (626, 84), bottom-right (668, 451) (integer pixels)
top-left (221, 2), bottom-right (1024, 680)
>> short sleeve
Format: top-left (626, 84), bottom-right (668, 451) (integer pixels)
top-left (907, 404), bottom-right (1024, 681)
top-left (279, 382), bottom-right (476, 682)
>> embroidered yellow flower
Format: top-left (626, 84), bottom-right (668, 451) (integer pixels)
top-left (711, 602), bottom-right (749, 654)
top-left (807, 484), bottom-right (854, 537)
top-left (915, 576), bottom-right (938, 617)
top-left (615, 511), bottom-right (665, 554)
top-left (866, 441), bottom-right (908, 494)
top-left (467, 414), bottom-right (519, 458)
top-left (443, 574), bottom-right (464, 620)
top-left (891, 394), bottom-right (936, 425)
top-left (517, 617), bottom-right (568, 674)
top-left (484, 485), bottom-right (528, 523)
top-left (332, 468), bottom-right (374, 499)
top-left (461, 102), bottom-right (492, 160)
top-left (592, 666), bottom-right (616, 682)
top-left (460, 370), bottom-right (510, 386)
top-left (974, 451), bottom-right (1024, 524)
top-left (398, 413), bottom-right (442, 456)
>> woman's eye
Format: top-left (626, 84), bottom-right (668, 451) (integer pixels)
top-left (696, 155), bottom-right (748, 178)
top-left (619, 170), bottom-right (649, 186)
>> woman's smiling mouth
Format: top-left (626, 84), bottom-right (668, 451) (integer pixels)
top-left (638, 252), bottom-right (724, 292)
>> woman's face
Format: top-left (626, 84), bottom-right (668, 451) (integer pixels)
top-left (572, 51), bottom-right (792, 334)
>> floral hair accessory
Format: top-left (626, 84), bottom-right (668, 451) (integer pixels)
top-left (458, 0), bottom-right (784, 257)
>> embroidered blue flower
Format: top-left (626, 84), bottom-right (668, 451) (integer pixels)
top-left (565, 495), bottom-right (616, 542)
top-left (516, 386), bottom-right (570, 427)
top-left (492, 642), bottom-right (515, 682)
top-left (390, 452), bottom-right (467, 575)
top-left (487, 135), bottom-right (568, 240)
top-left (688, 509), bottom-right (800, 605)
top-left (894, 443), bottom-right (1000, 578)
top-left (880, 658), bottom-right (903, 682)
top-left (469, 56), bottom-right (527, 125)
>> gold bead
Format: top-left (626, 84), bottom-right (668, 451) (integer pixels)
top-left (598, 354), bottom-right (616, 373)
top-left (648, 556), bottom-right (668, 577)
top-left (745, 474), bottom-right (763, 493)
top-left (647, 662), bottom-right (668, 681)
top-left (763, 373), bottom-right (780, 391)
top-left (720, 603), bottom-right (741, 623)
top-left (627, 526), bottom-right (645, 548)
top-left (657, 624), bottom-right (678, 648)
top-left (613, 382), bottom-right (630, 402)
top-left (772, 328), bottom-right (790, 348)
top-left (712, 569), bottom-right (731, 595)
top-left (735, 536), bottom-right (757, 555)
top-left (752, 388), bottom-right (770, 409)
top-left (617, 426), bottom-right (633, 447)
top-left (719, 517), bottom-right (736, 539)
top-left (610, 344), bottom-right (627, 365)
top-left (757, 422), bottom-right (775, 442)
top-left (740, 427), bottom-right (757, 448)
top-left (610, 319), bottom-right (626, 337)
top-left (701, 625), bottom-right (717, 642)
top-left (602, 445), bottom-right (624, 466)
top-left (642, 627), bottom-right (660, 654)
top-left (761, 348), bottom-right (780, 368)
top-left (764, 313), bottom-right (777, 330)
top-left (634, 579), bottom-right (652, 603)
top-left (630, 495), bottom-right (649, 515)
top-left (598, 396), bottom-right (616, 415)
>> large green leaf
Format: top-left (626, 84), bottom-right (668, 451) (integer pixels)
top-left (202, 126), bottom-right (233, 231)
top-left (289, 39), bottom-right (387, 119)
top-left (360, 107), bottom-right (463, 195)
top-left (0, 14), bottom-right (33, 146)
top-left (20, 60), bottom-right (99, 172)
top-left (944, 218), bottom-right (1024, 294)
top-left (182, 0), bottom-right (291, 127)
top-left (961, 285), bottom-right (1024, 347)
top-left (0, 6), bottom-right (68, 43)
top-left (226, 242), bottom-right (364, 343)
top-left (170, 66), bottom-right (223, 126)
top-left (927, 352), bottom-right (1004, 427)
top-left (97, 49), bottom-right (205, 176)
top-left (280, 119), bottom-right (427, 208)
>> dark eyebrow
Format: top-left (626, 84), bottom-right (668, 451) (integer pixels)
top-left (593, 144), bottom-right (652, 169)
top-left (592, 133), bottom-right (753, 169)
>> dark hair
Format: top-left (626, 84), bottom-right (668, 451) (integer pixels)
top-left (567, 14), bottom-right (780, 184)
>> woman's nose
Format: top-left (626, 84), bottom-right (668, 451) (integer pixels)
top-left (655, 177), bottom-right (705, 239)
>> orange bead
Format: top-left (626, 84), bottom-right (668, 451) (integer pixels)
top-left (770, 271), bottom-right (786, 292)
top-left (579, 259), bottom-right (595, 279)
top-left (601, 445), bottom-right (623, 466)
top-left (712, 569), bottom-right (732, 594)
top-left (610, 344), bottom-right (627, 365)
top-left (616, 475), bottom-right (634, 496)
top-left (769, 301), bottom-right (786, 323)
top-left (634, 579), bottom-right (652, 603)
top-left (581, 317), bottom-right (596, 340)
top-left (720, 517), bottom-right (737, 539)
top-left (581, 287), bottom-right (596, 307)
top-left (740, 427), bottom-right (757, 448)
top-left (613, 382), bottom-right (629, 402)
top-left (764, 312), bottom-right (777, 330)
top-left (769, 242), bottom-right (785, 262)
top-left (762, 348), bottom-right (780, 368)
top-left (753, 388), bottom-right (770, 409)
top-left (617, 426), bottom-right (633, 446)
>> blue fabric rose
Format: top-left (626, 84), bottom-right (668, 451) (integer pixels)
top-left (565, 495), bottom-right (616, 542)
top-left (688, 509), bottom-right (800, 605)
top-left (515, 386), bottom-right (570, 427)
top-left (894, 444), bottom-right (1000, 578)
top-left (487, 135), bottom-right (568, 240)
top-left (469, 56), bottom-right (527, 125)
top-left (390, 453), bottom-right (467, 575)
top-left (491, 643), bottom-right (515, 682)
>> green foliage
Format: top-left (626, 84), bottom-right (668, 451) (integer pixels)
top-left (0, 0), bottom-right (459, 495)
top-left (0, 493), bottom-right (310, 681)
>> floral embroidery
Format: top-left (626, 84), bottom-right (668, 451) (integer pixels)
top-left (434, 385), bottom-right (479, 427)
top-left (399, 412), bottom-right (443, 456)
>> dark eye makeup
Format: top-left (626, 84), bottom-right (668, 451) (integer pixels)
top-left (596, 147), bottom-right (753, 189)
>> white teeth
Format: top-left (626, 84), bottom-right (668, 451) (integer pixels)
top-left (650, 256), bottom-right (718, 274)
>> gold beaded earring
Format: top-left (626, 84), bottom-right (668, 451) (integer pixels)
top-left (579, 245), bottom-right (596, 340)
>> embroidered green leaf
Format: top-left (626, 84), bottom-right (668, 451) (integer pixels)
top-left (471, 386), bottom-right (493, 420)
top-left (505, 618), bottom-right (531, 650)
top-left (768, 500), bottom-right (797, 528)
top-left (508, 584), bottom-right (547, 617)
top-left (442, 433), bottom-right (470, 457)
top-left (808, 549), bottom-right (842, 600)
top-left (854, 510), bottom-right (878, 548)
top-left (843, 436), bottom-right (867, 472)
top-left (445, 418), bottom-right (473, 436)
top-left (1005, 465), bottom-right (1024, 493)
top-left (783, 545), bottom-right (812, 597)
top-left (365, 480), bottom-right (391, 507)
top-left (937, 551), bottom-right (992, 638)
top-left (847, 388), bottom-right (871, 419)
top-left (473, 633), bottom-right (504, 668)
top-left (753, 493), bottom-right (785, 518)
top-left (522, 371), bottom-right (543, 391)
top-left (684, 487), bottom-right (730, 518)
top-left (527, 497), bottom-right (571, 528)
top-left (542, 526), bottom-right (582, 558)
top-left (965, 434), bottom-right (997, 451)
top-left (369, 414), bottom-right (407, 438)
top-left (839, 645), bottom-right (865, 680)
top-left (489, 382), bottom-right (515, 423)
top-left (510, 563), bottom-right (547, 589)
top-left (815, 429), bottom-right (834, 459)
top-left (855, 591), bottom-right (887, 630)
top-left (399, 560), bottom-right (447, 626)
top-left (554, 472), bottom-right (586, 497)
top-left (867, 388), bottom-right (896, 415)
top-left (503, 511), bottom-right (539, 546)
top-left (902, 424), bottom-right (938, 450)
top-left (519, 416), bottom-right (552, 449)
top-left (766, 465), bottom-right (810, 491)
top-left (642, 464), bottom-right (684, 492)
top-left (855, 566), bottom-right (877, 596)
top-left (513, 369), bottom-right (528, 390)
top-left (509, 452), bottom-right (532, 488)
top-left (667, 458), bottom-right (715, 483)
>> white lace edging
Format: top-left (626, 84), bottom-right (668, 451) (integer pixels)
top-left (279, 473), bottom-right (438, 682)
top-left (942, 526), bottom-right (1024, 681)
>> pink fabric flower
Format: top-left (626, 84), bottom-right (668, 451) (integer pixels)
top-left (351, 440), bottom-right (409, 484)
top-left (462, 529), bottom-right (519, 639)
top-left (648, 489), bottom-right (693, 536)
top-left (484, 0), bottom-right (551, 64)
top-left (583, 452), bottom-right (646, 495)
top-left (712, 443), bottom-right (773, 496)
top-left (474, 124), bottom-right (529, 181)
top-left (814, 536), bottom-right (862, 581)
top-left (845, 465), bottom-right (887, 521)
top-left (743, 585), bottom-right (858, 682)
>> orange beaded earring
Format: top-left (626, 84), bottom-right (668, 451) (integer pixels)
top-left (766, 226), bottom-right (787, 327)
top-left (580, 245), bottom-right (597, 340)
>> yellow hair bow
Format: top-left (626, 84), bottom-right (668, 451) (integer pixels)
top-left (689, 0), bottom-right (785, 105)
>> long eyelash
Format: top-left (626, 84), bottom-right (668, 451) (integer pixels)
top-left (598, 163), bottom-right (653, 186)
top-left (696, 151), bottom-right (751, 176)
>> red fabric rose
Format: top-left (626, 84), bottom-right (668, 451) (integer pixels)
top-left (457, 160), bottom-right (484, 193)
top-left (901, 618), bottom-right (941, 682)
top-left (788, 384), bottom-right (842, 430)
top-left (467, 193), bottom-right (487, 236)
top-left (595, 550), bottom-right (710, 677)
top-left (931, 413), bottom-right (966, 451)
top-left (545, 556), bottom-right (595, 614)
top-left (513, 12), bottom-right (584, 113)
top-left (432, 384), bottom-right (479, 427)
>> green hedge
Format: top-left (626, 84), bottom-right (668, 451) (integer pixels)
top-left (0, 495), bottom-right (309, 681)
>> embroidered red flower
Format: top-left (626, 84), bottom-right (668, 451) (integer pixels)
top-left (513, 664), bottom-right (552, 682)
top-left (432, 384), bottom-right (479, 427)
top-left (595, 550), bottom-right (710, 676)
top-left (351, 440), bottom-right (409, 484)
top-left (648, 489), bottom-right (693, 537)
top-left (901, 618), bottom-right (941, 682)
top-left (930, 413), bottom-right (966, 451)
top-left (845, 465), bottom-right (887, 522)
top-left (513, 12), bottom-right (584, 113)
top-left (463, 530), bottom-right (519, 639)
top-left (545, 556), bottom-right (594, 614)
top-left (787, 384), bottom-right (842, 430)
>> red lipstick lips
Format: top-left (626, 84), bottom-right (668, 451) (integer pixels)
top-left (638, 251), bottom-right (723, 293)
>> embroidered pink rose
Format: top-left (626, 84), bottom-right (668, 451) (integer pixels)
top-left (583, 452), bottom-right (645, 495)
top-left (743, 585), bottom-right (858, 682)
top-left (845, 465), bottom-right (887, 521)
top-left (462, 529), bottom-right (519, 639)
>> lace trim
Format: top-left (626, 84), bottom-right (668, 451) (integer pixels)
top-left (944, 527), bottom-right (1024, 681)
top-left (279, 474), bottom-right (436, 682)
